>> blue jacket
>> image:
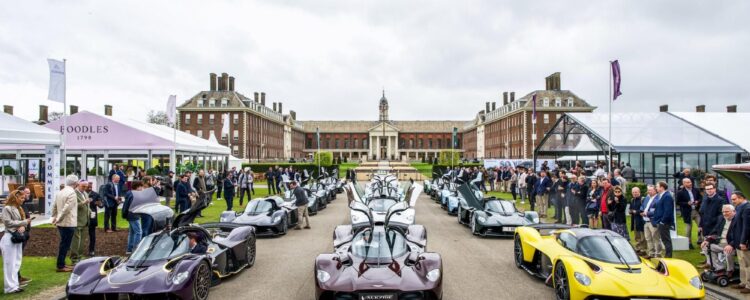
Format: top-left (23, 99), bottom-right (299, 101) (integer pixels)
top-left (535, 176), bottom-right (552, 196)
top-left (728, 202), bottom-right (749, 248)
top-left (121, 191), bottom-right (140, 221)
top-left (176, 181), bottom-right (190, 203)
top-left (651, 192), bottom-right (674, 227)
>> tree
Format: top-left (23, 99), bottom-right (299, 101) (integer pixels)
top-left (49, 111), bottom-right (64, 122)
top-left (146, 110), bottom-right (172, 127)
top-left (313, 151), bottom-right (334, 167)
top-left (438, 150), bottom-right (461, 165)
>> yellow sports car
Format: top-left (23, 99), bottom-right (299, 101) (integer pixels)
top-left (514, 224), bottom-right (705, 300)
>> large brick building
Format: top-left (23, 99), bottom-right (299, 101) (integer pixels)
top-left (178, 72), bottom-right (594, 161)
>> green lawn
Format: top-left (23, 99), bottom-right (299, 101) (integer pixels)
top-left (410, 163), bottom-right (433, 178)
top-left (484, 191), bottom-right (704, 266)
top-left (0, 257), bottom-right (69, 300)
top-left (338, 163), bottom-right (360, 178)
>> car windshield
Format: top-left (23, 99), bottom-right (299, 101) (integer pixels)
top-left (368, 198), bottom-right (398, 213)
top-left (485, 200), bottom-right (516, 214)
top-left (244, 200), bottom-right (273, 215)
top-left (577, 236), bottom-right (640, 265)
top-left (129, 233), bottom-right (189, 262)
top-left (351, 229), bottom-right (408, 260)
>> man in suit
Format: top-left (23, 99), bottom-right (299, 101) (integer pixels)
top-left (630, 187), bottom-right (647, 255)
top-left (701, 182), bottom-right (728, 248)
top-left (51, 175), bottom-right (79, 272)
top-left (641, 185), bottom-right (663, 258)
top-left (675, 177), bottom-right (702, 249)
top-left (526, 169), bottom-right (537, 211)
top-left (534, 171), bottom-right (552, 218)
top-left (652, 181), bottom-right (675, 258)
top-left (187, 232), bottom-right (207, 255)
top-left (176, 174), bottom-right (191, 213)
top-left (238, 168), bottom-right (254, 206)
top-left (103, 175), bottom-right (122, 232)
top-left (85, 183), bottom-right (102, 256)
top-left (116, 165), bottom-right (126, 192)
top-left (727, 192), bottom-right (750, 292)
top-left (265, 167), bottom-right (276, 195)
top-left (70, 181), bottom-right (91, 264)
top-left (700, 204), bottom-right (734, 275)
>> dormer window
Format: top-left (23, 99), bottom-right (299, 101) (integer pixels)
top-left (197, 100), bottom-right (204, 108)
top-left (567, 98), bottom-right (574, 107)
top-left (221, 98), bottom-right (228, 108)
top-left (209, 99), bottom-right (216, 108)
top-left (555, 97), bottom-right (561, 107)
top-left (543, 98), bottom-right (549, 107)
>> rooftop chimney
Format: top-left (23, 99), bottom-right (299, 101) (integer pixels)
top-left (273, 102), bottom-right (277, 112)
top-left (510, 92), bottom-right (515, 102)
top-left (39, 105), bottom-right (48, 122)
top-left (254, 92), bottom-right (259, 102)
top-left (659, 104), bottom-right (668, 112)
top-left (491, 102), bottom-right (496, 111)
top-left (290, 110), bottom-right (296, 120)
top-left (696, 105), bottom-right (705, 113)
top-left (220, 73), bottom-right (228, 91)
top-left (210, 73), bottom-right (217, 91)
top-left (503, 92), bottom-right (508, 105)
top-left (485, 102), bottom-right (490, 113)
top-left (546, 72), bottom-right (561, 91)
top-left (228, 76), bottom-right (235, 91)
top-left (727, 105), bottom-right (737, 113)
top-left (104, 105), bottom-right (112, 116)
top-left (261, 92), bottom-right (266, 106)
top-left (278, 102), bottom-right (282, 114)
top-left (70, 105), bottom-right (78, 115)
top-left (3, 105), bottom-right (12, 115)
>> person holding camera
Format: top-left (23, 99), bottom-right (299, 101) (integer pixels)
top-left (1, 190), bottom-right (32, 293)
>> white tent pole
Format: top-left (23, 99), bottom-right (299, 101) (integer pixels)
top-left (62, 58), bottom-right (67, 176)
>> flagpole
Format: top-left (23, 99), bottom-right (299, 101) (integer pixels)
top-left (62, 58), bottom-right (67, 176)
top-left (608, 61), bottom-right (613, 174)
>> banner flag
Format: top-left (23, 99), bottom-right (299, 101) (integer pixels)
top-left (221, 113), bottom-right (230, 137)
top-left (166, 95), bottom-right (177, 123)
top-left (47, 59), bottom-right (66, 103)
top-left (611, 60), bottom-right (622, 100)
top-left (532, 94), bottom-right (537, 120)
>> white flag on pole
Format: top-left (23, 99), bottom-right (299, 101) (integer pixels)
top-left (221, 113), bottom-right (230, 137)
top-left (47, 59), bottom-right (66, 103)
top-left (166, 95), bottom-right (177, 123)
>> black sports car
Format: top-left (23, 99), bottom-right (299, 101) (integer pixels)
top-left (217, 196), bottom-right (299, 236)
top-left (455, 184), bottom-right (539, 237)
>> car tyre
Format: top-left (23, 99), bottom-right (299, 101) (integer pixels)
top-left (192, 261), bottom-right (211, 300)
top-left (457, 206), bottom-right (462, 224)
top-left (553, 262), bottom-right (570, 300)
top-left (470, 215), bottom-right (479, 236)
top-left (718, 276), bottom-right (729, 287)
top-left (280, 216), bottom-right (288, 235)
top-left (246, 238), bottom-right (256, 268)
top-left (514, 235), bottom-right (524, 268)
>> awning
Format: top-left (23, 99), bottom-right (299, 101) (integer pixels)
top-left (0, 112), bottom-right (61, 146)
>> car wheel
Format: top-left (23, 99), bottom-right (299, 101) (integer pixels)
top-left (280, 216), bottom-right (288, 235)
top-left (245, 238), bottom-right (256, 267)
top-left (457, 207), bottom-right (462, 224)
top-left (192, 261), bottom-right (211, 300)
top-left (553, 262), bottom-right (570, 300)
top-left (514, 235), bottom-right (524, 268)
top-left (470, 215), bottom-right (478, 236)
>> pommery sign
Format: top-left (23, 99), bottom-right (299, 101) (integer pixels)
top-left (44, 145), bottom-right (60, 217)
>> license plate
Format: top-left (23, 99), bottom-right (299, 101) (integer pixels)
top-left (503, 227), bottom-right (515, 232)
top-left (360, 294), bottom-right (396, 300)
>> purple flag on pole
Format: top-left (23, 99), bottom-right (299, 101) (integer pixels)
top-left (611, 60), bottom-right (622, 100)
top-left (532, 94), bottom-right (537, 120)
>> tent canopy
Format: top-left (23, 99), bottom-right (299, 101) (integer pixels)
top-left (0, 112), bottom-right (61, 146)
top-left (0, 110), bottom-right (228, 155)
top-left (670, 112), bottom-right (750, 154)
top-left (536, 112), bottom-right (745, 156)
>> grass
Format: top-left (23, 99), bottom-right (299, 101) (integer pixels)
top-left (0, 257), bottom-right (69, 300)
top-left (484, 190), bottom-right (704, 266)
top-left (338, 162), bottom-right (360, 178)
top-left (410, 162), bottom-right (433, 178)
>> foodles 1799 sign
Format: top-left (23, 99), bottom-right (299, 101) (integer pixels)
top-left (58, 125), bottom-right (110, 141)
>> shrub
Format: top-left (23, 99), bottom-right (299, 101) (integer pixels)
top-left (313, 151), bottom-right (334, 167)
top-left (1, 166), bottom-right (16, 175)
top-left (625, 181), bottom-right (648, 200)
top-left (146, 168), bottom-right (161, 176)
top-left (438, 150), bottom-right (461, 165)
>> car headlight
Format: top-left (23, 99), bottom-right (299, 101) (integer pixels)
top-left (68, 273), bottom-right (80, 286)
top-left (272, 216), bottom-right (281, 223)
top-left (172, 271), bottom-right (189, 285)
top-left (316, 270), bottom-right (331, 283)
top-left (689, 276), bottom-right (703, 289)
top-left (477, 216), bottom-right (486, 223)
top-left (426, 269), bottom-right (441, 282)
top-left (573, 272), bottom-right (591, 286)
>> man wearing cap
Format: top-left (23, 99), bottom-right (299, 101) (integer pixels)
top-left (51, 175), bottom-right (79, 272)
top-left (290, 181), bottom-right (310, 230)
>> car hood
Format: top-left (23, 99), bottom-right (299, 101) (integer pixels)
top-left (482, 213), bottom-right (529, 226)
top-left (320, 262), bottom-right (439, 292)
top-left (233, 213), bottom-right (277, 226)
top-left (583, 261), bottom-right (703, 298)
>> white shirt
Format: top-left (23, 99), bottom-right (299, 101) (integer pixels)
top-left (642, 194), bottom-right (657, 222)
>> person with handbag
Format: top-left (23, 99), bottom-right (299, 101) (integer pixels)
top-left (1, 190), bottom-right (32, 293)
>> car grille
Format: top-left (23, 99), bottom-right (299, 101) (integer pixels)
top-left (483, 225), bottom-right (517, 237)
top-left (319, 290), bottom-right (437, 300)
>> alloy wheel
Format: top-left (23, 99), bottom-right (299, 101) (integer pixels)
top-left (554, 263), bottom-right (570, 300)
top-left (193, 262), bottom-right (211, 300)
top-left (514, 235), bottom-right (523, 268)
top-left (246, 238), bottom-right (256, 267)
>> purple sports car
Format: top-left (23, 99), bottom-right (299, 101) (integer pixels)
top-left (315, 201), bottom-right (443, 300)
top-left (66, 199), bottom-right (256, 300)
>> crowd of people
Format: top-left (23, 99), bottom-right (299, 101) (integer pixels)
top-left (451, 161), bottom-right (750, 294)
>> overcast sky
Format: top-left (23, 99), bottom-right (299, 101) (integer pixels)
top-left (1, 1), bottom-right (747, 122)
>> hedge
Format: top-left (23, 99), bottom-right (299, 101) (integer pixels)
top-left (240, 163), bottom-right (340, 178)
top-left (438, 150), bottom-right (461, 165)
top-left (624, 181), bottom-right (648, 200)
top-left (1, 166), bottom-right (16, 175)
top-left (313, 151), bottom-right (333, 167)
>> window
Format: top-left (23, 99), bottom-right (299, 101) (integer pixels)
top-left (221, 98), bottom-right (228, 108)
top-left (353, 139), bottom-right (358, 148)
top-left (197, 114), bottom-right (203, 124)
top-left (233, 145), bottom-right (238, 156)
top-left (544, 114), bottom-right (550, 124)
top-left (209, 114), bottom-right (215, 125)
top-left (409, 139), bottom-right (414, 148)
top-left (185, 129), bottom-right (191, 135)
top-left (306, 138), bottom-right (312, 148)
top-left (419, 139), bottom-right (423, 148)
top-left (233, 130), bottom-right (239, 141)
top-left (185, 114), bottom-right (191, 125)
top-left (334, 139), bottom-right (339, 149)
top-left (197, 100), bottom-right (204, 107)
top-left (543, 98), bottom-right (549, 107)
top-left (567, 98), bottom-right (574, 107)
top-left (556, 114), bottom-right (561, 120)
top-left (209, 99), bottom-right (216, 108)
top-left (233, 113), bottom-right (239, 124)
top-left (222, 131), bottom-right (227, 140)
top-left (197, 130), bottom-right (203, 138)
top-left (209, 130), bottom-right (215, 140)
top-left (344, 139), bottom-right (349, 148)
top-left (428, 139), bottom-right (433, 149)
top-left (363, 138), bottom-right (368, 148)
top-left (555, 97), bottom-right (561, 107)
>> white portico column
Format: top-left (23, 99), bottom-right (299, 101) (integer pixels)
top-left (374, 136), bottom-right (380, 160)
